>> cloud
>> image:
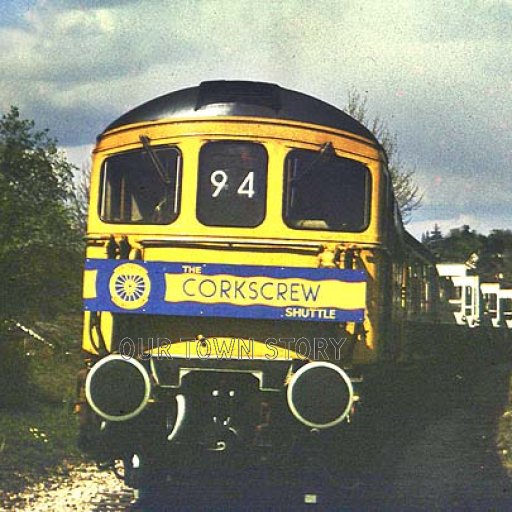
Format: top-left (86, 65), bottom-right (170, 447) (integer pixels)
top-left (1, 0), bottom-right (511, 233)
top-left (3, 1), bottom-right (510, 128)
top-left (416, 0), bottom-right (512, 43)
top-left (62, 144), bottom-right (94, 169)
top-left (50, 0), bottom-right (140, 8)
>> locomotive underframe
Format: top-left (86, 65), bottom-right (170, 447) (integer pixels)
top-left (78, 350), bottom-right (360, 481)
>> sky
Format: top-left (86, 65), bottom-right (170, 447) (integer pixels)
top-left (1, 0), bottom-right (511, 239)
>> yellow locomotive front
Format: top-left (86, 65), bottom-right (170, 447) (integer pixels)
top-left (77, 81), bottom-right (389, 486)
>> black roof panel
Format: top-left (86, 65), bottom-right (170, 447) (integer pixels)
top-left (103, 80), bottom-right (378, 144)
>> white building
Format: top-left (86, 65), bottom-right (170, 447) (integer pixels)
top-left (437, 263), bottom-right (512, 328)
top-left (480, 283), bottom-right (512, 328)
top-left (437, 263), bottom-right (480, 327)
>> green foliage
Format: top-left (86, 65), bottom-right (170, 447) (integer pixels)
top-left (0, 106), bottom-right (83, 324)
top-left (424, 225), bottom-right (512, 282)
top-left (0, 337), bottom-right (30, 408)
top-left (0, 340), bottom-right (84, 495)
top-left (426, 224), bottom-right (484, 262)
top-left (479, 230), bottom-right (512, 282)
top-left (0, 404), bottom-right (82, 496)
top-left (70, 163), bottom-right (91, 237)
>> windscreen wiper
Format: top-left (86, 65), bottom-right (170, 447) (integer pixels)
top-left (139, 135), bottom-right (171, 185)
top-left (291, 142), bottom-right (335, 184)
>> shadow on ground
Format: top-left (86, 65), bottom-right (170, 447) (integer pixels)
top-left (130, 327), bottom-right (512, 511)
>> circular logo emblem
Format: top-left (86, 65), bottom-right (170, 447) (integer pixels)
top-left (109, 263), bottom-right (151, 310)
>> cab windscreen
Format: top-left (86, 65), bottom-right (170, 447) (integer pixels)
top-left (99, 145), bottom-right (181, 224)
top-left (197, 141), bottom-right (268, 227)
top-left (284, 148), bottom-right (371, 232)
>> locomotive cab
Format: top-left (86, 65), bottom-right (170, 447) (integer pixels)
top-left (77, 81), bottom-right (429, 486)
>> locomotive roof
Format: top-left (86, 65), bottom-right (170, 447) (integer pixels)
top-left (103, 80), bottom-right (378, 144)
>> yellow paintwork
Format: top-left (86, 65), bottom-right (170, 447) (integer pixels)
top-left (83, 114), bottom-right (386, 364)
top-left (145, 338), bottom-right (304, 361)
top-left (164, 272), bottom-right (366, 310)
top-left (82, 310), bottom-right (114, 353)
top-left (87, 118), bottom-right (383, 245)
top-left (142, 246), bottom-right (322, 268)
top-left (83, 270), bottom-right (97, 299)
top-left (109, 263), bottom-right (151, 310)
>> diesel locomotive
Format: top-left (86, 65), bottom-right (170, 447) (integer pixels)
top-left (76, 80), bottom-right (439, 488)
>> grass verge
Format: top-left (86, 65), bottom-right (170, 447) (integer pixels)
top-left (0, 329), bottom-right (88, 497)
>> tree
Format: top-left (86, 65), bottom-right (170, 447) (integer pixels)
top-left (71, 162), bottom-right (91, 236)
top-left (422, 223), bottom-right (443, 253)
top-left (0, 107), bottom-right (83, 325)
top-left (430, 224), bottom-right (443, 241)
top-left (423, 223), bottom-right (443, 243)
top-left (422, 225), bottom-right (512, 283)
top-left (478, 230), bottom-right (512, 282)
top-left (424, 224), bottom-right (484, 263)
top-left (346, 89), bottom-right (422, 222)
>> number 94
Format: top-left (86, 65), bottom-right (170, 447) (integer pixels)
top-left (210, 170), bottom-right (255, 198)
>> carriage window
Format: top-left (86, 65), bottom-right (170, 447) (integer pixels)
top-left (465, 286), bottom-right (473, 305)
top-left (484, 293), bottom-right (497, 312)
top-left (448, 284), bottom-right (462, 301)
top-left (197, 141), bottom-right (267, 227)
top-left (100, 146), bottom-right (181, 224)
top-left (284, 148), bottom-right (371, 231)
top-left (503, 299), bottom-right (512, 318)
